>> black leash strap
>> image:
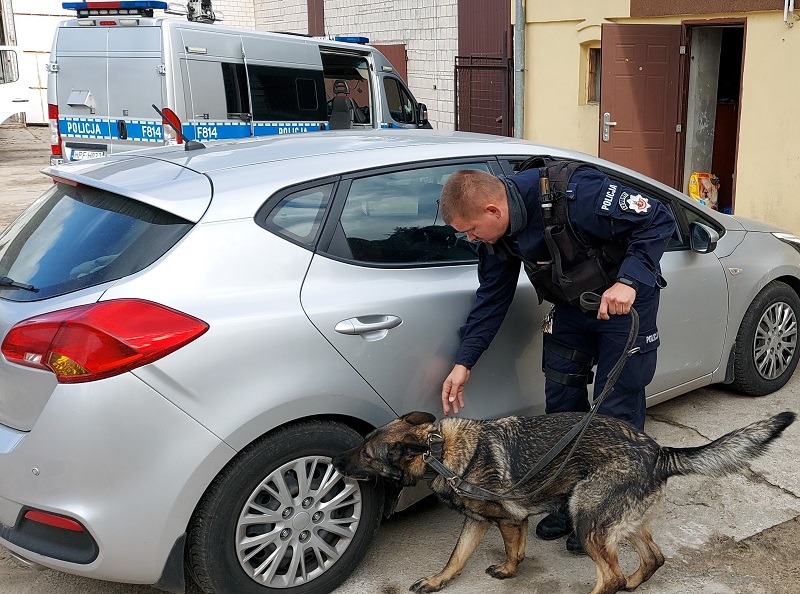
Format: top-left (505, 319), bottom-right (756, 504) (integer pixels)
top-left (424, 291), bottom-right (640, 501)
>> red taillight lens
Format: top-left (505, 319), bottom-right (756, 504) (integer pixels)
top-left (161, 107), bottom-right (183, 144)
top-left (24, 510), bottom-right (85, 532)
top-left (48, 103), bottom-right (62, 157)
top-left (1, 300), bottom-right (209, 383)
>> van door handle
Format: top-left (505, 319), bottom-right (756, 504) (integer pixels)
top-left (335, 315), bottom-right (402, 339)
top-left (117, 120), bottom-right (127, 140)
top-left (11, 98), bottom-right (29, 102)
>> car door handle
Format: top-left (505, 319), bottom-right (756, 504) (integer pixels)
top-left (334, 315), bottom-right (402, 335)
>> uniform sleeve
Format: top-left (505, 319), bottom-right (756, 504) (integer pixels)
top-left (567, 168), bottom-right (677, 288)
top-left (455, 244), bottom-right (521, 369)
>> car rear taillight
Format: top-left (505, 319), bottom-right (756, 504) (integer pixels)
top-left (161, 107), bottom-right (183, 144)
top-left (48, 103), bottom-right (62, 161)
top-left (1, 299), bottom-right (208, 383)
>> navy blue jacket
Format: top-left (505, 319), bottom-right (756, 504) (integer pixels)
top-left (455, 166), bottom-right (677, 369)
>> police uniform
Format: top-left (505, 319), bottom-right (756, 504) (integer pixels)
top-left (454, 166), bottom-right (677, 430)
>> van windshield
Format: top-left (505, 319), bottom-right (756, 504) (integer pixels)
top-left (0, 184), bottom-right (192, 302)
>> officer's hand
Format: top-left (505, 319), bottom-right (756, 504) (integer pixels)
top-left (598, 282), bottom-right (637, 320)
top-left (442, 364), bottom-right (470, 415)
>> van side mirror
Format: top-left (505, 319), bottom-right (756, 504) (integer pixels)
top-left (417, 103), bottom-right (429, 127)
top-left (689, 221), bottom-right (719, 253)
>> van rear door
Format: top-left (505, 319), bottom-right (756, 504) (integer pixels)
top-left (54, 27), bottom-right (111, 161)
top-left (107, 26), bottom-right (165, 151)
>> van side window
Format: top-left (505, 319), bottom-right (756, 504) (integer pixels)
top-left (383, 78), bottom-right (415, 124)
top-left (221, 62), bottom-right (250, 118)
top-left (0, 49), bottom-right (20, 84)
top-left (247, 65), bottom-right (327, 122)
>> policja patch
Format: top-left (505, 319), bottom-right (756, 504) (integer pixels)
top-left (619, 191), bottom-right (651, 214)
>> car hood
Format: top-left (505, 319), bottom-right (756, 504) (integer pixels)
top-left (728, 214), bottom-right (791, 234)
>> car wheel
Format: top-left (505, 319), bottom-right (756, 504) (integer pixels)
top-left (732, 280), bottom-right (800, 396)
top-left (186, 421), bottom-right (383, 594)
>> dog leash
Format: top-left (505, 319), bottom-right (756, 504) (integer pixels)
top-left (423, 291), bottom-right (640, 501)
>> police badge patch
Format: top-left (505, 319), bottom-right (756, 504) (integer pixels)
top-left (619, 191), bottom-right (651, 214)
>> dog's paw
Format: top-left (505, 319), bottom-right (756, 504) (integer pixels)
top-left (409, 575), bottom-right (450, 593)
top-left (485, 564), bottom-right (517, 579)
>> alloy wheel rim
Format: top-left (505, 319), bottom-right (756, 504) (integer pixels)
top-left (753, 301), bottom-right (798, 380)
top-left (235, 455), bottom-right (362, 588)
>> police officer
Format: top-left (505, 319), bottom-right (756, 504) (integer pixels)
top-left (438, 165), bottom-right (676, 554)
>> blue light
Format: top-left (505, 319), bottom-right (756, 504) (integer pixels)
top-left (63, 2), bottom-right (169, 11)
top-left (334, 36), bottom-right (370, 45)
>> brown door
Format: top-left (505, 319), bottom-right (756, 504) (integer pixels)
top-left (599, 24), bottom-right (682, 188)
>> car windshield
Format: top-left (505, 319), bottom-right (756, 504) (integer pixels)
top-left (0, 183), bottom-right (192, 302)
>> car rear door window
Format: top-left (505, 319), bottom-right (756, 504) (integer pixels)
top-left (0, 184), bottom-right (192, 302)
top-left (333, 163), bottom-right (489, 265)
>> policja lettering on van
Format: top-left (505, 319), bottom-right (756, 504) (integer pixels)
top-left (66, 119), bottom-right (103, 136)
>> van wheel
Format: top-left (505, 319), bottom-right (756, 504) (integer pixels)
top-left (186, 421), bottom-right (383, 594)
top-left (732, 281), bottom-right (800, 396)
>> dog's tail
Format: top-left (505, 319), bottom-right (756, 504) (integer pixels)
top-left (657, 411), bottom-right (795, 480)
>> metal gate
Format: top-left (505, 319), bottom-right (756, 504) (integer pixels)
top-left (454, 56), bottom-right (512, 137)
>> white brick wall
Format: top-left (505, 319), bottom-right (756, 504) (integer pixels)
top-left (255, 0), bottom-right (458, 130)
top-left (254, 0), bottom-right (307, 33)
top-left (214, 0), bottom-right (256, 29)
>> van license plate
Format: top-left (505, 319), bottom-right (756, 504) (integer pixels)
top-left (70, 150), bottom-right (106, 161)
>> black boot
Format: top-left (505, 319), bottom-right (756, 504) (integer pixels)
top-left (535, 509), bottom-right (572, 540)
top-left (566, 531), bottom-right (586, 555)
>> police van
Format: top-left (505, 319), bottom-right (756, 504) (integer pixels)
top-left (48, 1), bottom-right (430, 164)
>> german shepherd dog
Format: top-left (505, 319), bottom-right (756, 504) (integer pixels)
top-left (332, 410), bottom-right (795, 594)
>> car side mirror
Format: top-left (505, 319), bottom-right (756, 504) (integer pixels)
top-left (689, 221), bottom-right (719, 253)
top-left (417, 103), bottom-right (429, 127)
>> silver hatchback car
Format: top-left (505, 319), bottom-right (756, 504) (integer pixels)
top-left (1, 131), bottom-right (799, 594)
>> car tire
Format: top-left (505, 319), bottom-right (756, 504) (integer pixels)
top-left (186, 421), bottom-right (384, 594)
top-left (731, 280), bottom-right (800, 396)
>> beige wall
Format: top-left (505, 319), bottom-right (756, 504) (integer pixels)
top-left (522, 4), bottom-right (800, 232)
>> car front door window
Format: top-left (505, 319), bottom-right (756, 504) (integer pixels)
top-left (335, 164), bottom-right (491, 264)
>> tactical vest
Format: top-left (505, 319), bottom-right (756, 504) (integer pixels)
top-left (514, 156), bottom-right (626, 307)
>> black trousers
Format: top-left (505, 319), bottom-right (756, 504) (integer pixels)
top-left (542, 284), bottom-right (661, 430)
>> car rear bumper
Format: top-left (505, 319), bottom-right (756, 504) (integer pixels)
top-left (0, 372), bottom-right (235, 584)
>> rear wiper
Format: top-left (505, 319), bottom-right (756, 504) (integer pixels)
top-left (0, 276), bottom-right (38, 292)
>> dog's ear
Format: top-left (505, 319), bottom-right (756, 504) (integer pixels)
top-left (400, 411), bottom-right (437, 426)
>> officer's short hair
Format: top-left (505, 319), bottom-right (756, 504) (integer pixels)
top-left (440, 169), bottom-right (505, 225)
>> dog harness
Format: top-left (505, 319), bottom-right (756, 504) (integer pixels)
top-left (423, 293), bottom-right (640, 502)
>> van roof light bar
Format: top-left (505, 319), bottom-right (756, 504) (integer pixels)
top-left (62, 2), bottom-right (168, 17)
top-left (334, 36), bottom-right (369, 44)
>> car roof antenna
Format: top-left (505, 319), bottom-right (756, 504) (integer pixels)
top-left (151, 104), bottom-right (205, 151)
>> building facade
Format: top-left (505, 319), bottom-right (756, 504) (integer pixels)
top-left (520, 1), bottom-right (800, 232)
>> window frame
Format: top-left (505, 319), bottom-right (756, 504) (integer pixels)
top-left (256, 176), bottom-right (341, 250)
top-left (316, 157), bottom-right (505, 268)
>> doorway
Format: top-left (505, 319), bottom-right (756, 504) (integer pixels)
top-left (681, 24), bottom-right (744, 214)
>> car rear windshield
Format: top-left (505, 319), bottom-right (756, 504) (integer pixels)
top-left (0, 183), bottom-right (192, 302)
